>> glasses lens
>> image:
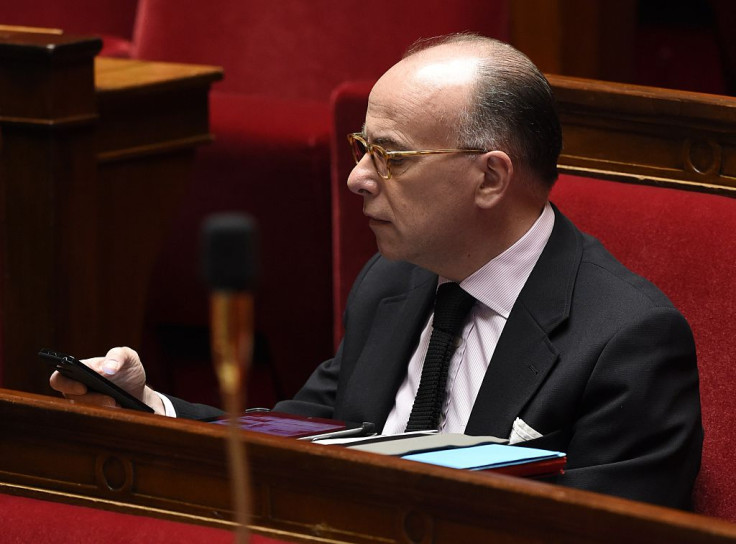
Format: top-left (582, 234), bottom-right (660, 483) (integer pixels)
top-left (371, 146), bottom-right (390, 178)
top-left (349, 135), bottom-right (367, 164)
top-left (348, 134), bottom-right (390, 179)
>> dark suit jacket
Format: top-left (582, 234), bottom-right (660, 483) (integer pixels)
top-left (171, 206), bottom-right (702, 509)
top-left (272, 206), bottom-right (703, 509)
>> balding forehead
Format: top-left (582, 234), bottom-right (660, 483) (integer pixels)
top-left (413, 56), bottom-right (480, 86)
top-left (377, 48), bottom-right (481, 98)
top-left (366, 45), bottom-right (481, 146)
top-left (385, 43), bottom-right (485, 95)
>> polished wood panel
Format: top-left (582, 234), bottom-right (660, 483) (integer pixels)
top-left (93, 57), bottom-right (221, 357)
top-left (0, 29), bottom-right (222, 394)
top-left (551, 75), bottom-right (736, 195)
top-left (2, 388), bottom-right (736, 544)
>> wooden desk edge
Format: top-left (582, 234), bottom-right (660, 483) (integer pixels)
top-left (95, 57), bottom-right (223, 95)
top-left (2, 388), bottom-right (735, 543)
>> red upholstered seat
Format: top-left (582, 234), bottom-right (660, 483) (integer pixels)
top-left (551, 175), bottom-right (736, 522)
top-left (330, 85), bottom-right (736, 521)
top-left (131, 0), bottom-right (511, 405)
top-left (130, 0), bottom-right (510, 101)
top-left (330, 81), bottom-right (376, 345)
top-left (0, 0), bottom-right (138, 57)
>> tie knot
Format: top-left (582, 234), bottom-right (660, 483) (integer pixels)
top-left (432, 282), bottom-right (475, 336)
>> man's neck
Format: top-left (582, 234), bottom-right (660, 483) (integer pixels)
top-left (431, 202), bottom-right (549, 282)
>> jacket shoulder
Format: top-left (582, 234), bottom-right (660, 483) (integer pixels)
top-left (346, 254), bottom-right (436, 309)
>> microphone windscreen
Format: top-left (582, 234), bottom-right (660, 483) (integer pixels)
top-left (202, 213), bottom-right (259, 291)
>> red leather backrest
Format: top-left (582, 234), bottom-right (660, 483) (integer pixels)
top-left (132, 0), bottom-right (510, 100)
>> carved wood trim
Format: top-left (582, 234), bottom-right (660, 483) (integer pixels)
top-left (550, 75), bottom-right (736, 196)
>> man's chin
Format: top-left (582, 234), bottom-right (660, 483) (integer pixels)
top-left (372, 230), bottom-right (412, 263)
top-left (375, 243), bottom-right (405, 263)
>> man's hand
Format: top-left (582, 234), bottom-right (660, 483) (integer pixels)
top-left (49, 346), bottom-right (165, 414)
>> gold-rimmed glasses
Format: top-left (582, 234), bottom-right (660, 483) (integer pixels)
top-left (347, 133), bottom-right (488, 180)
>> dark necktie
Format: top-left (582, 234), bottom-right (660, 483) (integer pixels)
top-left (405, 282), bottom-right (476, 432)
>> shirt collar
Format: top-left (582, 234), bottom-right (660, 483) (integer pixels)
top-left (440, 203), bottom-right (555, 319)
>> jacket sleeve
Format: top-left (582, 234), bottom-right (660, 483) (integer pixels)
top-left (273, 254), bottom-right (384, 418)
top-left (165, 394), bottom-right (225, 420)
top-left (272, 345), bottom-right (343, 418)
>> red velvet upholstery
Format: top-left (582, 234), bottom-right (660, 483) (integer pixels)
top-left (0, 0), bottom-right (138, 57)
top-left (131, 0), bottom-right (510, 100)
top-left (131, 0), bottom-right (511, 405)
top-left (551, 175), bottom-right (736, 522)
top-left (0, 493), bottom-right (287, 544)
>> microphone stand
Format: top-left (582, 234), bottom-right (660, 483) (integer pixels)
top-left (211, 291), bottom-right (253, 544)
top-left (204, 213), bottom-right (259, 544)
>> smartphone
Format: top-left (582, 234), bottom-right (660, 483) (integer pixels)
top-left (39, 348), bottom-right (154, 413)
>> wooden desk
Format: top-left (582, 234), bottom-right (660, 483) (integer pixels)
top-left (0, 30), bottom-right (222, 394)
top-left (1, 388), bottom-right (735, 543)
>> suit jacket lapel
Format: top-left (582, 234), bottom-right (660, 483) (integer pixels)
top-left (466, 206), bottom-right (583, 437)
top-left (338, 269), bottom-right (436, 427)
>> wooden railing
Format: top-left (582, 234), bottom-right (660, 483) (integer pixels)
top-left (550, 74), bottom-right (736, 195)
top-left (2, 388), bottom-right (736, 543)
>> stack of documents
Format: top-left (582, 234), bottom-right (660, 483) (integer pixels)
top-left (317, 432), bottom-right (566, 478)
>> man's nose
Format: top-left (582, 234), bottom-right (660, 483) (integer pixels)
top-left (347, 156), bottom-right (380, 196)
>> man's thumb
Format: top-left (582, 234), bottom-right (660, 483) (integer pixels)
top-left (101, 358), bottom-right (122, 376)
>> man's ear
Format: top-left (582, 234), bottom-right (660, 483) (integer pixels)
top-left (475, 151), bottom-right (513, 208)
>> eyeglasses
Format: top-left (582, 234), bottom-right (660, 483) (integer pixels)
top-left (347, 133), bottom-right (488, 180)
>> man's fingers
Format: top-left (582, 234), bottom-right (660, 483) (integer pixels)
top-left (49, 370), bottom-right (88, 396)
top-left (53, 346), bottom-right (147, 408)
top-left (64, 392), bottom-right (119, 409)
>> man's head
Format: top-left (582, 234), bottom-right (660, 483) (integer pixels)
top-left (347, 34), bottom-right (562, 280)
top-left (410, 34), bottom-right (562, 185)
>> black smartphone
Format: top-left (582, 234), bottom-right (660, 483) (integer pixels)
top-left (39, 348), bottom-right (154, 413)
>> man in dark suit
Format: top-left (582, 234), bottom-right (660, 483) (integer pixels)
top-left (51, 34), bottom-right (702, 509)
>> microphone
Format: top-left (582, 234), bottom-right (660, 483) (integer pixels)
top-left (202, 213), bottom-right (258, 544)
top-left (202, 213), bottom-right (258, 404)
